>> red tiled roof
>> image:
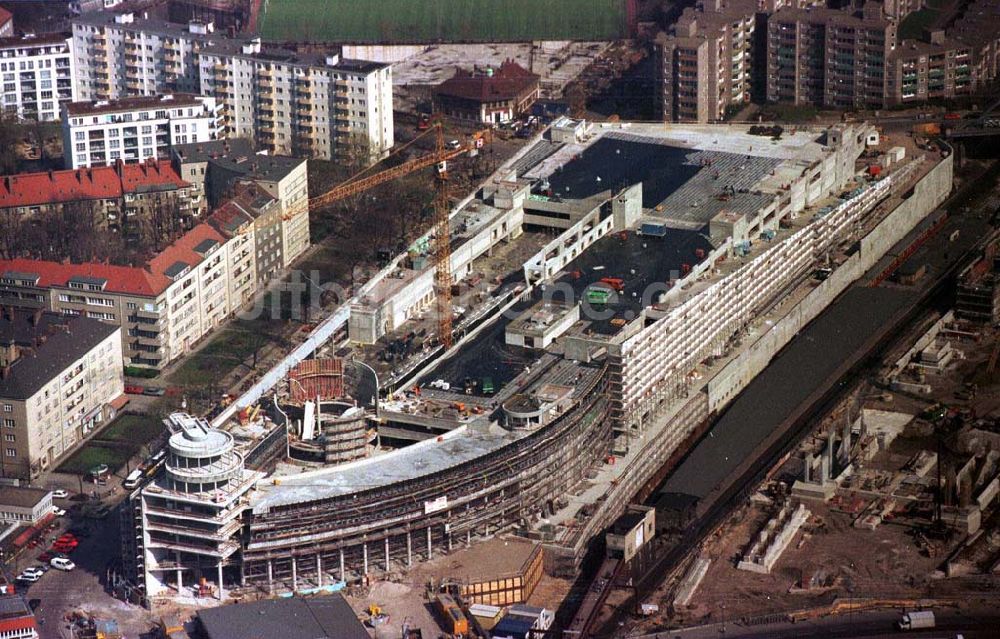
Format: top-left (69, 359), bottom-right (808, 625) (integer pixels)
top-left (0, 8), bottom-right (13, 28)
top-left (0, 258), bottom-right (167, 297)
top-left (207, 201), bottom-right (254, 238)
top-left (435, 60), bottom-right (539, 103)
top-left (0, 224), bottom-right (227, 298)
top-left (0, 160), bottom-right (189, 209)
top-left (147, 222), bottom-right (226, 277)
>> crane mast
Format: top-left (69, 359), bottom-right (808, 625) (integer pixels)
top-left (433, 124), bottom-right (454, 348)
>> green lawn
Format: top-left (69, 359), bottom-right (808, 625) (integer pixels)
top-left (98, 413), bottom-right (165, 444)
top-left (57, 442), bottom-right (134, 476)
top-left (56, 413), bottom-right (166, 475)
top-left (259, 0), bottom-right (627, 43)
top-left (168, 326), bottom-right (266, 387)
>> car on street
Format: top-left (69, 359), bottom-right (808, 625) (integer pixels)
top-left (50, 557), bottom-right (75, 571)
top-left (142, 386), bottom-right (166, 396)
top-left (50, 489), bottom-right (69, 499)
top-left (51, 506), bottom-right (66, 516)
top-left (16, 572), bottom-right (41, 583)
top-left (20, 567), bottom-right (44, 579)
top-left (124, 384), bottom-right (144, 394)
top-left (34, 563), bottom-right (50, 573)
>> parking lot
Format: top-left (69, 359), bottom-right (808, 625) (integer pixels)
top-left (10, 503), bottom-right (157, 638)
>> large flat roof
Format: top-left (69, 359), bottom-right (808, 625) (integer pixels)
top-left (198, 594), bottom-right (368, 639)
top-left (659, 285), bottom-right (917, 502)
top-left (255, 358), bottom-right (598, 510)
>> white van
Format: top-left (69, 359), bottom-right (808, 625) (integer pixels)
top-left (123, 469), bottom-right (143, 490)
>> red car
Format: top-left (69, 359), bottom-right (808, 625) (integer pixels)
top-left (944, 112), bottom-right (962, 120)
top-left (37, 552), bottom-right (52, 562)
top-left (124, 384), bottom-right (144, 395)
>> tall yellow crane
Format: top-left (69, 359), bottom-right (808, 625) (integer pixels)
top-left (285, 122), bottom-right (488, 347)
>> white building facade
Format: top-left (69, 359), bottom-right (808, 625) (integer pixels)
top-left (0, 33), bottom-right (76, 121)
top-left (61, 93), bottom-right (222, 168)
top-left (72, 13), bottom-right (393, 161)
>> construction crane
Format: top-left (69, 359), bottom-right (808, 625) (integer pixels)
top-left (284, 122), bottom-right (489, 347)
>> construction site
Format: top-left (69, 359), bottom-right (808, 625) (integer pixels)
top-left (118, 117), bottom-right (958, 618)
top-left (606, 170), bottom-right (1000, 637)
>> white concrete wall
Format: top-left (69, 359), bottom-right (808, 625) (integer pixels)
top-left (706, 155), bottom-right (953, 412)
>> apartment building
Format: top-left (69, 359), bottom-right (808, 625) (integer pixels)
top-left (766, 2), bottom-right (895, 109)
top-left (888, 34), bottom-right (975, 104)
top-left (657, 0), bottom-right (756, 122)
top-left (206, 200), bottom-right (256, 309)
top-left (216, 183), bottom-right (283, 285)
top-left (172, 138), bottom-right (310, 267)
top-left (0, 160), bottom-right (202, 229)
top-left (0, 310), bottom-right (123, 478)
top-left (198, 39), bottom-right (393, 161)
top-left (0, 217), bottom-right (262, 370)
top-left (0, 32), bottom-right (76, 121)
top-left (72, 13), bottom-right (394, 161)
top-left (61, 93), bottom-right (223, 168)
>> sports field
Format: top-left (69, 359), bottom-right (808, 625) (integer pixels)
top-left (257, 0), bottom-right (628, 43)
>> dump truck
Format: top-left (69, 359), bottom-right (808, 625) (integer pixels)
top-left (897, 610), bottom-right (935, 630)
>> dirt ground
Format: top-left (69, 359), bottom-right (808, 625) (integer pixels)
top-left (342, 537), bottom-right (572, 638)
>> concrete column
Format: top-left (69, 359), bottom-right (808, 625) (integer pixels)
top-left (467, 530), bottom-right (472, 547)
top-left (316, 554), bottom-right (323, 587)
top-left (406, 531), bottom-right (412, 567)
top-left (175, 551), bottom-right (182, 592)
top-left (384, 537), bottom-right (390, 572)
top-left (339, 549), bottom-right (345, 581)
top-left (267, 560), bottom-right (273, 594)
top-left (447, 529), bottom-right (452, 551)
top-left (426, 526), bottom-right (432, 559)
top-left (363, 542), bottom-right (369, 575)
top-left (240, 562), bottom-right (246, 587)
top-left (217, 562), bottom-right (224, 601)
top-left (291, 556), bottom-right (298, 591)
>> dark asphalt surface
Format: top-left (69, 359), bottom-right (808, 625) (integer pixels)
top-left (659, 285), bottom-right (916, 502)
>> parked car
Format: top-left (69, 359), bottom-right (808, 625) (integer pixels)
top-left (34, 563), bottom-right (50, 573)
top-left (37, 551), bottom-right (52, 562)
top-left (142, 386), bottom-right (166, 397)
top-left (16, 571), bottom-right (41, 583)
top-left (124, 384), bottom-right (144, 394)
top-left (50, 557), bottom-right (75, 571)
top-left (20, 567), bottom-right (44, 579)
top-left (50, 489), bottom-right (69, 499)
top-left (51, 506), bottom-right (66, 517)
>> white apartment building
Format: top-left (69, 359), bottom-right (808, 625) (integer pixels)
top-left (0, 311), bottom-right (124, 479)
top-left (198, 41), bottom-right (393, 161)
top-left (61, 93), bottom-right (222, 168)
top-left (0, 32), bottom-right (76, 121)
top-left (72, 13), bottom-right (394, 161)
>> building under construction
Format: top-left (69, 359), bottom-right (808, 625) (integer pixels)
top-left (130, 120), bottom-right (955, 600)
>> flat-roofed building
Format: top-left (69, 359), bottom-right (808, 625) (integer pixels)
top-left (0, 310), bottom-right (123, 478)
top-left (658, 0), bottom-right (757, 123)
top-left (172, 139), bottom-right (310, 267)
top-left (62, 93), bottom-right (222, 168)
top-left (0, 486), bottom-right (53, 524)
top-left (72, 12), bottom-right (393, 161)
top-left (0, 32), bottom-right (76, 122)
top-left (766, 2), bottom-right (895, 108)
